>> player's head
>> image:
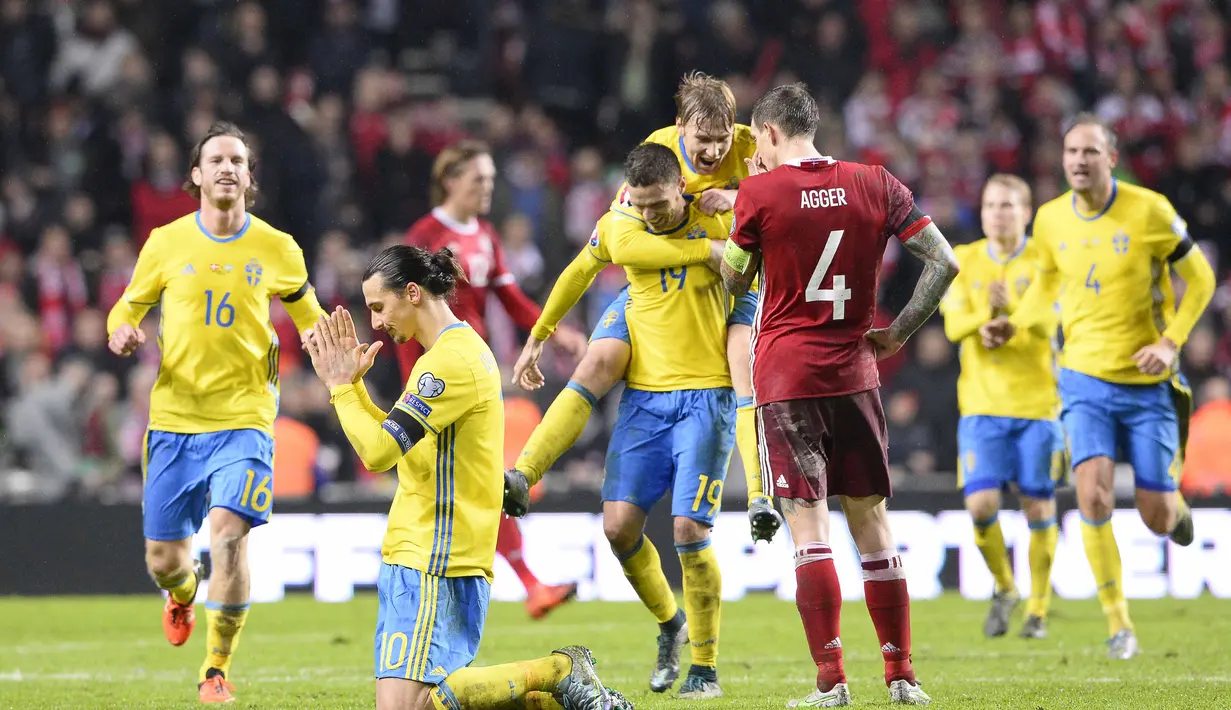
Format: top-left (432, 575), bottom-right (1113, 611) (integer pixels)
top-left (749, 83), bottom-right (819, 171)
top-left (431, 140), bottom-right (496, 218)
top-left (362, 245), bottom-right (467, 344)
top-left (980, 174), bottom-right (1033, 242)
top-left (1062, 112), bottom-right (1118, 196)
top-left (623, 143), bottom-right (687, 231)
top-left (674, 71), bottom-right (737, 175)
top-left (185, 121), bottom-right (258, 209)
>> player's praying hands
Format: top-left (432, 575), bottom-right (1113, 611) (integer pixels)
top-left (307, 312), bottom-right (381, 389)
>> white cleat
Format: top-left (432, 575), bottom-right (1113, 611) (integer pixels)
top-left (889, 679), bottom-right (931, 705)
top-left (786, 683), bottom-right (852, 707)
top-left (1107, 629), bottom-right (1139, 660)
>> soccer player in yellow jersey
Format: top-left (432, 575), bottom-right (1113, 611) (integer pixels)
top-left (106, 122), bottom-right (327, 703)
top-left (505, 72), bottom-right (781, 545)
top-left (982, 114), bottom-right (1217, 659)
top-left (303, 245), bottom-right (631, 710)
top-left (508, 143), bottom-right (736, 699)
top-left (941, 175), bottom-right (1065, 641)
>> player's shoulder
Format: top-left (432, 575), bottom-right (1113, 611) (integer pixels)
top-left (1115, 180), bottom-right (1172, 214)
top-left (730, 124), bottom-right (755, 153)
top-left (643, 125), bottom-right (680, 148)
top-left (952, 239), bottom-right (984, 263)
top-left (246, 214), bottom-right (299, 246)
top-left (425, 325), bottom-right (500, 394)
top-left (151, 212), bottom-right (200, 243)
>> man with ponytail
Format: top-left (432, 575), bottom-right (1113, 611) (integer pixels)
top-left (304, 245), bottom-right (631, 710)
top-left (399, 140), bottom-right (586, 621)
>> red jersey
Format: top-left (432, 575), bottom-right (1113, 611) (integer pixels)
top-left (730, 157), bottom-right (930, 404)
top-left (396, 208), bottom-right (542, 379)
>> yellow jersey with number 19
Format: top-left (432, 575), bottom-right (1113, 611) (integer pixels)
top-left (106, 212), bottom-right (324, 436)
top-left (382, 323), bottom-right (503, 581)
top-left (941, 239), bottom-right (1059, 420)
top-left (1031, 181), bottom-right (1186, 385)
top-left (592, 197), bottom-right (733, 391)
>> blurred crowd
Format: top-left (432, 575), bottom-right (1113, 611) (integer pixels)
top-left (2, 0), bottom-right (1231, 504)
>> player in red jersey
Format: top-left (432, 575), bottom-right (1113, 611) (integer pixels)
top-left (398, 140), bottom-right (588, 620)
top-left (721, 84), bottom-right (958, 707)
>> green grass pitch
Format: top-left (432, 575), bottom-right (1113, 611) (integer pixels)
top-left (1, 594), bottom-right (1228, 709)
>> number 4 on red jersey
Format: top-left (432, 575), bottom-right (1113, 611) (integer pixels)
top-left (730, 157), bottom-right (931, 402)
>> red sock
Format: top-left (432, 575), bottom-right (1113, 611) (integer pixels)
top-left (861, 550), bottom-right (915, 686)
top-left (496, 515), bottom-right (539, 591)
top-left (795, 544), bottom-right (845, 691)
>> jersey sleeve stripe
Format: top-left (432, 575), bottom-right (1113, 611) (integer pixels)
top-left (394, 402), bottom-right (439, 435)
top-left (281, 281), bottom-right (312, 303)
top-left (126, 298), bottom-right (160, 306)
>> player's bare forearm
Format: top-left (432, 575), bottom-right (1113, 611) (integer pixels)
top-left (890, 223), bottom-right (960, 344)
top-left (721, 241), bottom-right (759, 295)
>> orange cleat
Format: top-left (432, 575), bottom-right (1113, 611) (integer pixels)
top-left (198, 675), bottom-right (236, 703)
top-left (526, 582), bottom-right (578, 620)
top-left (162, 561), bottom-right (201, 647)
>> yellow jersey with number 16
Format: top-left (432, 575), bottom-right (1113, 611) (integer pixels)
top-left (1031, 181), bottom-right (1186, 384)
top-left (106, 212), bottom-right (324, 436)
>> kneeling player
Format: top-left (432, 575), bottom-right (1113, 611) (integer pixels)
top-left (941, 175), bottom-right (1065, 639)
top-left (305, 246), bottom-right (631, 710)
top-left (722, 84), bottom-right (959, 706)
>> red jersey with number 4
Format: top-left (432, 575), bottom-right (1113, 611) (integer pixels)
top-left (730, 157), bottom-right (930, 403)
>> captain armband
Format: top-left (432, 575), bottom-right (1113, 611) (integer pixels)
top-left (381, 407), bottom-right (426, 455)
top-left (724, 240), bottom-right (754, 273)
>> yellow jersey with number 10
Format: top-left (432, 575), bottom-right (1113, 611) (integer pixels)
top-left (1032, 181), bottom-right (1185, 384)
top-left (942, 239), bottom-right (1058, 420)
top-left (106, 212), bottom-right (322, 436)
top-left (591, 198), bottom-right (733, 392)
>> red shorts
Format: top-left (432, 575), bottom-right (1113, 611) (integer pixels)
top-left (756, 391), bottom-right (891, 502)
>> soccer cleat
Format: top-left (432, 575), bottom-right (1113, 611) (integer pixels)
top-left (1106, 629), bottom-right (1139, 660)
top-left (983, 589), bottom-right (1020, 638)
top-left (1169, 505), bottom-right (1194, 547)
top-left (163, 560), bottom-right (203, 647)
top-left (606, 688), bottom-right (635, 710)
top-left (552, 645), bottom-right (617, 710)
top-left (198, 675), bottom-right (236, 703)
top-left (748, 495), bottom-right (784, 543)
top-left (503, 468), bottom-right (532, 518)
top-left (649, 612), bottom-right (688, 692)
top-left (526, 582), bottom-right (578, 620)
top-left (1019, 614), bottom-right (1048, 639)
top-left (677, 665), bottom-right (722, 700)
top-left (786, 684), bottom-right (852, 707)
top-left (888, 679), bottom-right (931, 705)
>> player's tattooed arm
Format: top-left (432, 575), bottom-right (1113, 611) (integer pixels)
top-left (891, 222), bottom-right (960, 345)
top-left (721, 240), bottom-right (760, 295)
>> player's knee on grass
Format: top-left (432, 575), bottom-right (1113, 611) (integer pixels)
top-left (144, 538), bottom-right (193, 580)
top-left (840, 495), bottom-right (895, 555)
top-left (376, 677), bottom-right (435, 710)
top-left (672, 515), bottom-right (710, 545)
top-left (1075, 457), bottom-right (1115, 521)
top-left (1135, 489), bottom-right (1178, 535)
top-left (571, 338), bottom-right (629, 397)
top-left (964, 489), bottom-right (1002, 523)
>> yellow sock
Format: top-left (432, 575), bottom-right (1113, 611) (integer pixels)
top-left (199, 602), bottom-right (249, 682)
top-left (431, 655), bottom-right (570, 710)
top-left (516, 383), bottom-right (595, 485)
top-left (972, 515), bottom-right (1016, 594)
top-left (677, 539), bottom-right (722, 668)
top-left (735, 399), bottom-right (763, 500)
top-left (155, 568), bottom-right (198, 606)
top-left (1026, 519), bottom-right (1058, 618)
top-left (1081, 516), bottom-right (1132, 636)
top-left (521, 692), bottom-right (565, 710)
top-left (616, 535), bottom-right (678, 623)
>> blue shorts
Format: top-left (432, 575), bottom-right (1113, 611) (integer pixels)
top-left (604, 387), bottom-right (736, 524)
top-left (142, 429), bottom-right (274, 541)
top-left (374, 563), bottom-right (488, 688)
top-left (590, 286), bottom-right (759, 343)
top-left (1058, 368), bottom-right (1183, 493)
top-left (957, 416), bottom-right (1067, 500)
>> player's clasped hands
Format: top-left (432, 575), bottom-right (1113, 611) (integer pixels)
top-left (108, 323), bottom-right (146, 356)
top-left (979, 316), bottom-right (1016, 349)
top-left (988, 280), bottom-right (1009, 312)
top-left (304, 307), bottom-right (383, 389)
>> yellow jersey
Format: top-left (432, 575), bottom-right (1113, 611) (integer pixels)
top-left (941, 239), bottom-right (1059, 420)
top-left (383, 323), bottom-right (504, 581)
top-left (610, 124), bottom-right (758, 214)
top-left (1029, 181), bottom-right (1189, 384)
top-left (106, 212), bottom-right (324, 435)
